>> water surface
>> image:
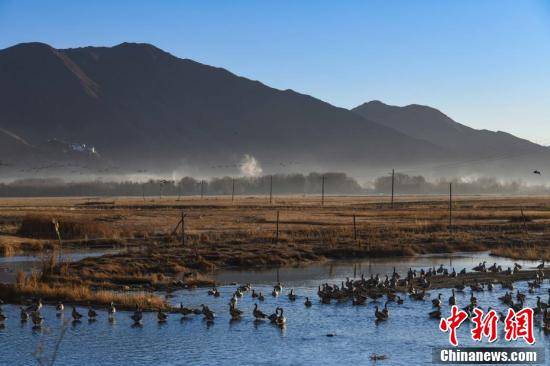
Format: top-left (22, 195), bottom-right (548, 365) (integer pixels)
top-left (0, 253), bottom-right (548, 365)
top-left (0, 249), bottom-right (120, 283)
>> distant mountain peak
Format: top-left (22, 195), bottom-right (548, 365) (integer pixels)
top-left (352, 100), bottom-right (545, 157)
top-left (113, 42), bottom-right (160, 49)
top-left (3, 41), bottom-right (54, 51)
top-left (357, 100), bottom-right (441, 113)
top-left (109, 42), bottom-right (169, 57)
top-left (364, 100), bottom-right (386, 105)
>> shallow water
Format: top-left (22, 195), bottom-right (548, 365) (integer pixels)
top-left (0, 249), bottom-right (120, 283)
top-left (0, 253), bottom-right (548, 365)
top-left (214, 251), bottom-right (541, 286)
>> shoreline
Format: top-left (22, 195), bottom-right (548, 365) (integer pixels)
top-left (1, 195), bottom-right (550, 310)
top-left (1, 262), bottom-right (548, 312)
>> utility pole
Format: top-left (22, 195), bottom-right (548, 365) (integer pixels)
top-left (269, 175), bottom-right (273, 204)
top-left (391, 169), bottom-right (395, 209)
top-left (200, 180), bottom-right (204, 199)
top-left (520, 207), bottom-right (528, 233)
top-left (353, 214), bottom-right (357, 241)
top-left (321, 175), bottom-right (325, 206)
top-left (231, 178), bottom-right (235, 202)
top-left (181, 211), bottom-right (186, 246)
top-left (275, 210), bottom-right (280, 243)
top-left (449, 183), bottom-right (452, 232)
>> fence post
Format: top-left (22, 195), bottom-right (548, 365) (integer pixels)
top-left (391, 169), bottom-right (395, 209)
top-left (520, 207), bottom-right (528, 233)
top-left (353, 214), bottom-right (357, 241)
top-left (275, 210), bottom-right (280, 243)
top-left (449, 183), bottom-right (452, 232)
top-left (321, 175), bottom-right (325, 206)
top-left (269, 175), bottom-right (273, 204)
top-left (181, 211), bottom-right (186, 246)
top-left (53, 219), bottom-right (62, 264)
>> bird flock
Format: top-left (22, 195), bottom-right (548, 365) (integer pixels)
top-left (1, 261), bottom-right (550, 334)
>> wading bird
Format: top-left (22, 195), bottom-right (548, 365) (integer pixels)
top-left (157, 309), bottom-right (168, 323)
top-left (253, 304), bottom-right (267, 320)
top-left (72, 307), bottom-right (83, 321)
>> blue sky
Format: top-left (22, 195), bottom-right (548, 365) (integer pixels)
top-left (1, 0), bottom-right (549, 144)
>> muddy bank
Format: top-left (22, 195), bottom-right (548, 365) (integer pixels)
top-left (48, 239), bottom-right (485, 292)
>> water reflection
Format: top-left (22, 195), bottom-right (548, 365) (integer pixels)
top-left (0, 252), bottom-right (547, 365)
top-left (0, 249), bottom-right (120, 283)
top-left (214, 251), bottom-right (540, 287)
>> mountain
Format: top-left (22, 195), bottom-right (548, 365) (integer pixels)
top-left (0, 42), bottom-right (447, 177)
top-left (352, 101), bottom-right (550, 179)
top-left (352, 100), bottom-right (546, 160)
top-left (0, 128), bottom-right (34, 156)
top-left (0, 127), bottom-right (102, 176)
top-left (0, 42), bottom-right (546, 180)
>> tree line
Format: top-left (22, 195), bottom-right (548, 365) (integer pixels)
top-left (373, 173), bottom-right (549, 195)
top-left (0, 173), bottom-right (548, 197)
top-left (0, 173), bottom-right (362, 197)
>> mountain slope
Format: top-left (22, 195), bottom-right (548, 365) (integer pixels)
top-left (0, 42), bottom-right (448, 174)
top-left (0, 128), bottom-right (35, 157)
top-left (1, 42), bottom-right (546, 179)
top-left (352, 100), bottom-right (546, 159)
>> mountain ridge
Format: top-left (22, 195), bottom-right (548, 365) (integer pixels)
top-left (0, 42), bottom-right (546, 179)
top-left (352, 100), bottom-right (545, 159)
top-left (0, 42), bottom-right (447, 176)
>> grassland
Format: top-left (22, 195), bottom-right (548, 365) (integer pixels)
top-left (0, 281), bottom-right (168, 311)
top-left (0, 194), bottom-right (549, 304)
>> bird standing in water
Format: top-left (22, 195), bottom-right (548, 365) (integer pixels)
top-left (229, 303), bottom-right (243, 320)
top-left (88, 306), bottom-right (98, 321)
top-left (56, 302), bottom-right (64, 317)
top-left (108, 302), bottom-right (116, 322)
top-left (131, 306), bottom-right (143, 324)
top-left (20, 307), bottom-right (29, 322)
top-left (157, 309), bottom-right (168, 323)
top-left (253, 303), bottom-right (267, 320)
top-left (72, 307), bottom-right (83, 322)
top-left (275, 307), bottom-right (286, 327)
top-left (31, 310), bottom-right (43, 327)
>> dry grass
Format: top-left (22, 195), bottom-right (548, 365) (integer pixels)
top-left (1, 195), bottom-right (550, 289)
top-left (491, 246), bottom-right (550, 261)
top-left (0, 235), bottom-right (50, 256)
top-left (0, 271), bottom-right (168, 310)
top-left (17, 214), bottom-right (111, 239)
